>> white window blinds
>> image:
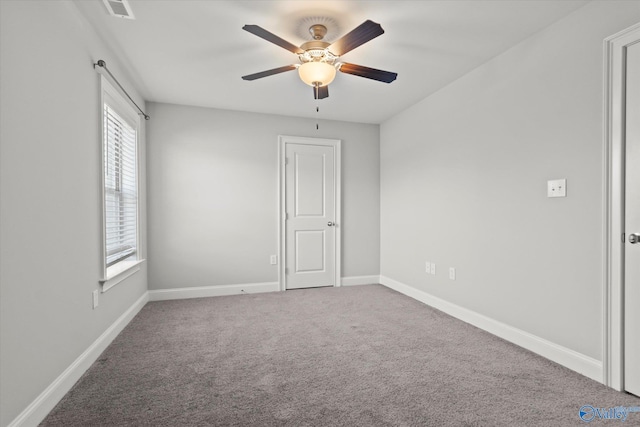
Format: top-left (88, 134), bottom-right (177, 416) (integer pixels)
top-left (104, 103), bottom-right (138, 267)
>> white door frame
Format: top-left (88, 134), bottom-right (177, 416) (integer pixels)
top-left (278, 135), bottom-right (341, 292)
top-left (603, 22), bottom-right (640, 391)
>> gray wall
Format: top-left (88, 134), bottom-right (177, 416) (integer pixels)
top-left (147, 103), bottom-right (380, 290)
top-left (380, 0), bottom-right (640, 362)
top-left (0, 2), bottom-right (148, 425)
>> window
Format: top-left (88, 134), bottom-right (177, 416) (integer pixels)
top-left (101, 77), bottom-right (141, 287)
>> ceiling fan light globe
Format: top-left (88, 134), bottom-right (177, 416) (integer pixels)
top-left (298, 62), bottom-right (336, 87)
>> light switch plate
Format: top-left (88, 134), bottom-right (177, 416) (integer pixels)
top-left (431, 263), bottom-right (436, 275)
top-left (425, 261), bottom-right (431, 274)
top-left (547, 179), bottom-right (567, 198)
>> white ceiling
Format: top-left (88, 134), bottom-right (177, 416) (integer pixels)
top-left (75, 0), bottom-right (589, 124)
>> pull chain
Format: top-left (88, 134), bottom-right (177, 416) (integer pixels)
top-left (313, 82), bottom-right (320, 130)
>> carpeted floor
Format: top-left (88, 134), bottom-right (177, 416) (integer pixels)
top-left (41, 284), bottom-right (640, 426)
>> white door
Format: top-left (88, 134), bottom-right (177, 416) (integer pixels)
top-left (625, 40), bottom-right (640, 397)
top-left (283, 138), bottom-right (339, 289)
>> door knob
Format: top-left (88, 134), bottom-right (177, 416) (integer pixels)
top-left (630, 233), bottom-right (640, 244)
top-left (327, 221), bottom-right (335, 227)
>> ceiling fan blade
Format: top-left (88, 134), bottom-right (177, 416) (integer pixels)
top-left (328, 20), bottom-right (385, 56)
top-left (339, 63), bottom-right (398, 83)
top-left (243, 25), bottom-right (304, 54)
top-left (313, 85), bottom-right (329, 100)
top-left (242, 65), bottom-right (297, 81)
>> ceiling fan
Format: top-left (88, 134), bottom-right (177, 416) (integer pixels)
top-left (241, 20), bottom-right (397, 100)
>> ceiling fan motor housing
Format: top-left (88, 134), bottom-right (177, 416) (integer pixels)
top-left (299, 42), bottom-right (338, 66)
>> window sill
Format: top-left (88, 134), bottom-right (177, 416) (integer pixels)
top-left (100, 259), bottom-right (145, 293)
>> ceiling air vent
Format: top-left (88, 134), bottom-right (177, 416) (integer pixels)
top-left (102, 0), bottom-right (135, 20)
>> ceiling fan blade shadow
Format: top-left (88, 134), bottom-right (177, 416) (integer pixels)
top-left (243, 25), bottom-right (304, 54)
top-left (339, 63), bottom-right (397, 83)
top-left (242, 65), bottom-right (297, 81)
top-left (313, 85), bottom-right (329, 100)
top-left (328, 20), bottom-right (384, 56)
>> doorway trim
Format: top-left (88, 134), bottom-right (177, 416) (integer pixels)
top-left (277, 135), bottom-right (341, 292)
top-left (603, 22), bottom-right (640, 391)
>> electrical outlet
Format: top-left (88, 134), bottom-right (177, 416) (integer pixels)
top-left (425, 261), bottom-right (431, 274)
top-left (92, 290), bottom-right (99, 309)
top-left (431, 263), bottom-right (436, 275)
top-left (270, 255), bottom-right (277, 265)
top-left (449, 267), bottom-right (456, 281)
top-left (547, 179), bottom-right (567, 198)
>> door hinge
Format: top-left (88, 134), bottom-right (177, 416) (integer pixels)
top-left (285, 157), bottom-right (289, 165)
top-left (285, 268), bottom-right (289, 275)
top-left (285, 213), bottom-right (289, 220)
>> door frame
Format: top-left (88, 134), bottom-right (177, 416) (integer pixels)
top-left (603, 22), bottom-right (640, 391)
top-left (278, 135), bottom-right (341, 292)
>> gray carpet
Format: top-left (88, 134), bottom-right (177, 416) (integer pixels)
top-left (41, 285), bottom-right (640, 426)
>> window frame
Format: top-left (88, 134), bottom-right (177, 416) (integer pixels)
top-left (99, 76), bottom-right (144, 291)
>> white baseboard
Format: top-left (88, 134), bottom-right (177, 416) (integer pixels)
top-left (148, 282), bottom-right (280, 301)
top-left (148, 278), bottom-right (381, 301)
top-left (9, 292), bottom-right (149, 427)
top-left (380, 275), bottom-right (603, 383)
top-left (341, 275), bottom-right (381, 286)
